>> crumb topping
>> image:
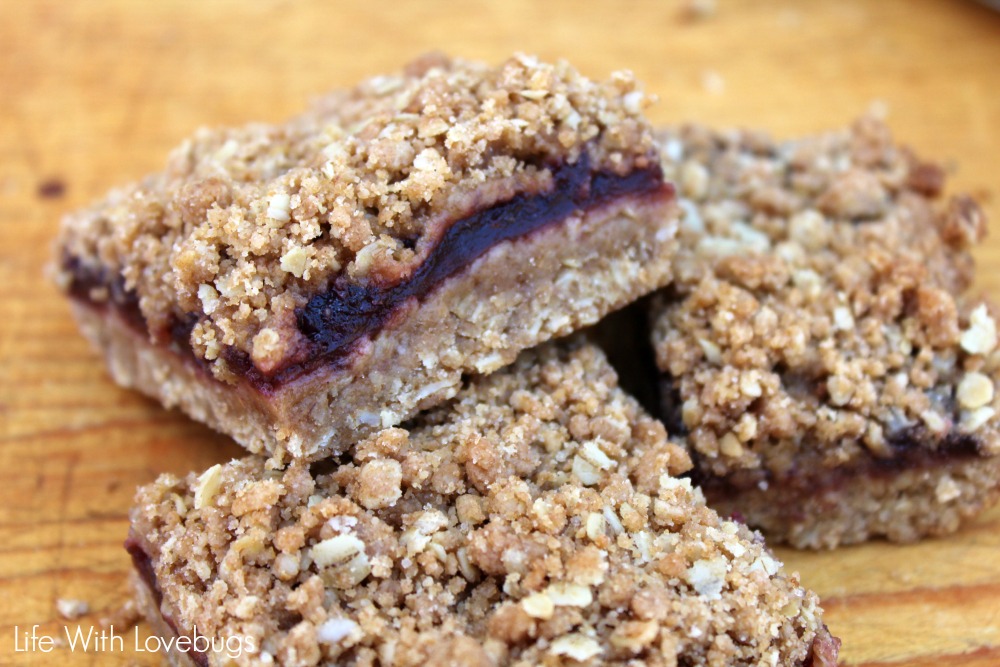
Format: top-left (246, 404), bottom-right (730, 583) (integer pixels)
top-left (57, 54), bottom-right (657, 377)
top-left (652, 117), bottom-right (999, 479)
top-left (130, 343), bottom-right (831, 666)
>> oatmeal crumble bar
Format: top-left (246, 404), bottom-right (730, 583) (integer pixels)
top-left (649, 117), bottom-right (1000, 548)
top-left (127, 342), bottom-right (837, 666)
top-left (54, 53), bottom-right (678, 461)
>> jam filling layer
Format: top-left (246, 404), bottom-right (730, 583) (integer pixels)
top-left (692, 427), bottom-right (983, 504)
top-left (659, 375), bottom-right (986, 503)
top-left (67, 155), bottom-right (670, 392)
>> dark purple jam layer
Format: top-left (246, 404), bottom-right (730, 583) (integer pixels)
top-left (298, 154), bottom-right (665, 357)
top-left (65, 155), bottom-right (669, 392)
top-left (692, 426), bottom-right (983, 504)
top-left (64, 257), bottom-right (146, 330)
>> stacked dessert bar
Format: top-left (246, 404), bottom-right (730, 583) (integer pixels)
top-left (651, 118), bottom-right (1000, 548)
top-left (56, 52), bottom-right (675, 463)
top-left (126, 342), bottom-right (838, 666)
top-left (54, 53), bottom-right (998, 665)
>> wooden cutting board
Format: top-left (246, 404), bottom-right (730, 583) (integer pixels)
top-left (2, 1), bottom-right (999, 664)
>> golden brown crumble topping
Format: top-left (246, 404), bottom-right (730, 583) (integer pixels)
top-left (653, 117), bottom-right (999, 478)
top-left (56, 53), bottom-right (657, 376)
top-left (130, 343), bottom-right (832, 666)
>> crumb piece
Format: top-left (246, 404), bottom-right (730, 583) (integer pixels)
top-left (957, 372), bottom-right (994, 410)
top-left (520, 592), bottom-right (554, 620)
top-left (353, 459), bottom-right (402, 509)
top-left (546, 582), bottom-right (593, 607)
top-left (818, 170), bottom-right (888, 219)
top-left (610, 619), bottom-right (660, 652)
top-left (456, 494), bottom-right (486, 525)
top-left (826, 375), bottom-right (854, 407)
top-left (550, 633), bottom-right (603, 661)
top-left (701, 70), bottom-right (726, 95)
top-left (961, 305), bottom-right (998, 355)
top-left (680, 161), bottom-right (710, 200)
top-left (279, 246), bottom-right (310, 278)
top-left (940, 195), bottom-right (987, 247)
top-left (317, 617), bottom-right (360, 645)
top-left (719, 432), bottom-right (744, 458)
top-left (686, 557), bottom-right (727, 600)
top-left (274, 552), bottom-right (300, 581)
top-left (56, 598), bottom-right (90, 620)
top-left (193, 464), bottom-right (223, 510)
top-left (266, 193), bottom-right (291, 222)
top-left (585, 511), bottom-right (606, 541)
top-left (311, 534), bottom-right (365, 568)
top-left (961, 406), bottom-right (996, 432)
top-left (935, 476), bottom-right (962, 503)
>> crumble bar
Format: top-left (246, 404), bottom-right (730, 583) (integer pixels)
top-left (127, 342), bottom-right (838, 666)
top-left (649, 117), bottom-right (1000, 548)
top-left (55, 53), bottom-right (678, 461)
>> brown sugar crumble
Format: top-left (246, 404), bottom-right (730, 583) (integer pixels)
top-left (128, 342), bottom-right (837, 666)
top-left (650, 117), bottom-right (1000, 547)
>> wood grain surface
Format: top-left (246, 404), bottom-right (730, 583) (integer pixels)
top-left (2, 1), bottom-right (1000, 665)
